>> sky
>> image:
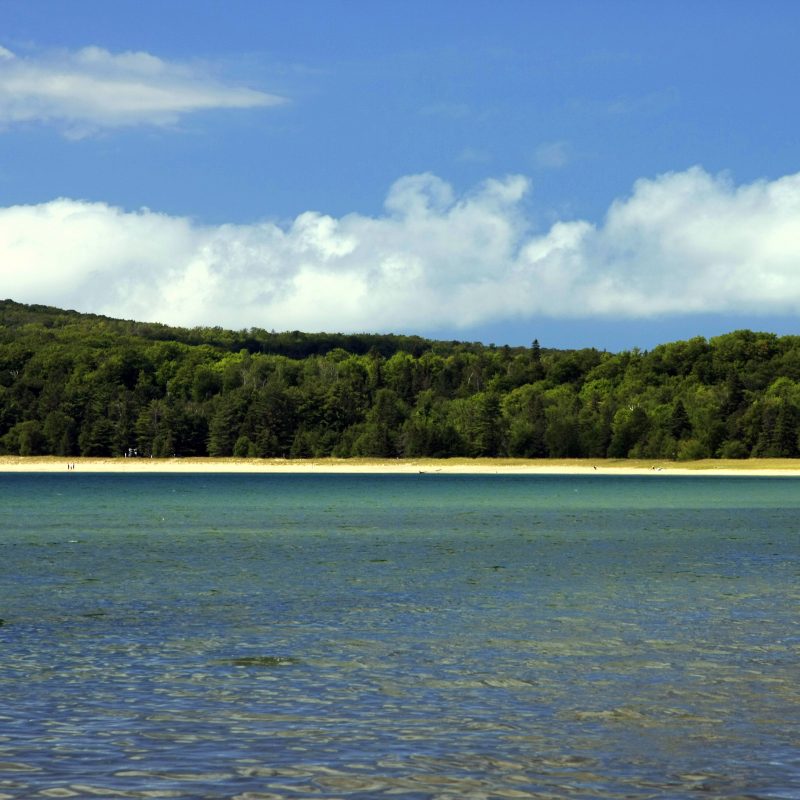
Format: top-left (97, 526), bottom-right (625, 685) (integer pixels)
top-left (1, 0), bottom-right (799, 352)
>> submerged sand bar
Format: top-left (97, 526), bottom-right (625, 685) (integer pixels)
top-left (2, 456), bottom-right (800, 476)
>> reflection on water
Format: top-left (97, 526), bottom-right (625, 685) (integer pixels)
top-left (1, 473), bottom-right (799, 798)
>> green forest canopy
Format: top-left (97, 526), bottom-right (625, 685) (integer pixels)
top-left (2, 299), bottom-right (799, 460)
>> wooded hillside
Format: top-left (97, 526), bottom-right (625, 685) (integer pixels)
top-left (2, 299), bottom-right (799, 459)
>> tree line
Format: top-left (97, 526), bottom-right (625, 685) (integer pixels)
top-left (2, 299), bottom-right (799, 460)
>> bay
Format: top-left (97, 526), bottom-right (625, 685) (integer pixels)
top-left (0, 473), bottom-right (798, 799)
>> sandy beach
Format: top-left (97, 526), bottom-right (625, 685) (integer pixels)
top-left (2, 456), bottom-right (800, 476)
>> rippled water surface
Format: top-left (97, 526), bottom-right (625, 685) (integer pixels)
top-left (1, 473), bottom-right (799, 799)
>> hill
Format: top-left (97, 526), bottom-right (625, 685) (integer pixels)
top-left (2, 299), bottom-right (799, 459)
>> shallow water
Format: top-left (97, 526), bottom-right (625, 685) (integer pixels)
top-left (1, 473), bottom-right (799, 799)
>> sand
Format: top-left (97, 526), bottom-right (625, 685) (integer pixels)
top-left (1, 456), bottom-right (800, 476)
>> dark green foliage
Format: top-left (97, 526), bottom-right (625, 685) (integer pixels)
top-left (352, 388), bottom-right (408, 457)
top-left (207, 393), bottom-right (247, 457)
top-left (1, 300), bottom-right (799, 460)
top-left (608, 406), bottom-right (649, 458)
top-left (669, 400), bottom-right (691, 439)
top-left (3, 419), bottom-right (47, 455)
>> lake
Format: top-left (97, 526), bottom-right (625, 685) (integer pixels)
top-left (1, 473), bottom-right (798, 799)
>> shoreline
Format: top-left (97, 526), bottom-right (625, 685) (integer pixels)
top-left (2, 456), bottom-right (800, 476)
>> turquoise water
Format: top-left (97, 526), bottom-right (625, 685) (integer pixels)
top-left (1, 473), bottom-right (799, 799)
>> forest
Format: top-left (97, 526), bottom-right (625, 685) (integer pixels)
top-left (2, 299), bottom-right (799, 460)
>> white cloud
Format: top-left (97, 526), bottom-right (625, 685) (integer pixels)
top-left (2, 167), bottom-right (800, 333)
top-left (0, 45), bottom-right (282, 135)
top-left (456, 146), bottom-right (492, 164)
top-left (534, 140), bottom-right (570, 169)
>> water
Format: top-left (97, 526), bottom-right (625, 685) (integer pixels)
top-left (1, 473), bottom-right (799, 799)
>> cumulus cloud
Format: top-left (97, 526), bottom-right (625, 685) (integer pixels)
top-left (0, 45), bottom-right (282, 134)
top-left (2, 167), bottom-right (800, 333)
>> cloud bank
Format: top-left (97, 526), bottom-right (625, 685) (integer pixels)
top-left (2, 167), bottom-right (800, 333)
top-left (0, 45), bottom-right (281, 134)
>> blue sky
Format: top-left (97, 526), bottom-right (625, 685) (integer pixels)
top-left (2, 1), bottom-right (799, 351)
